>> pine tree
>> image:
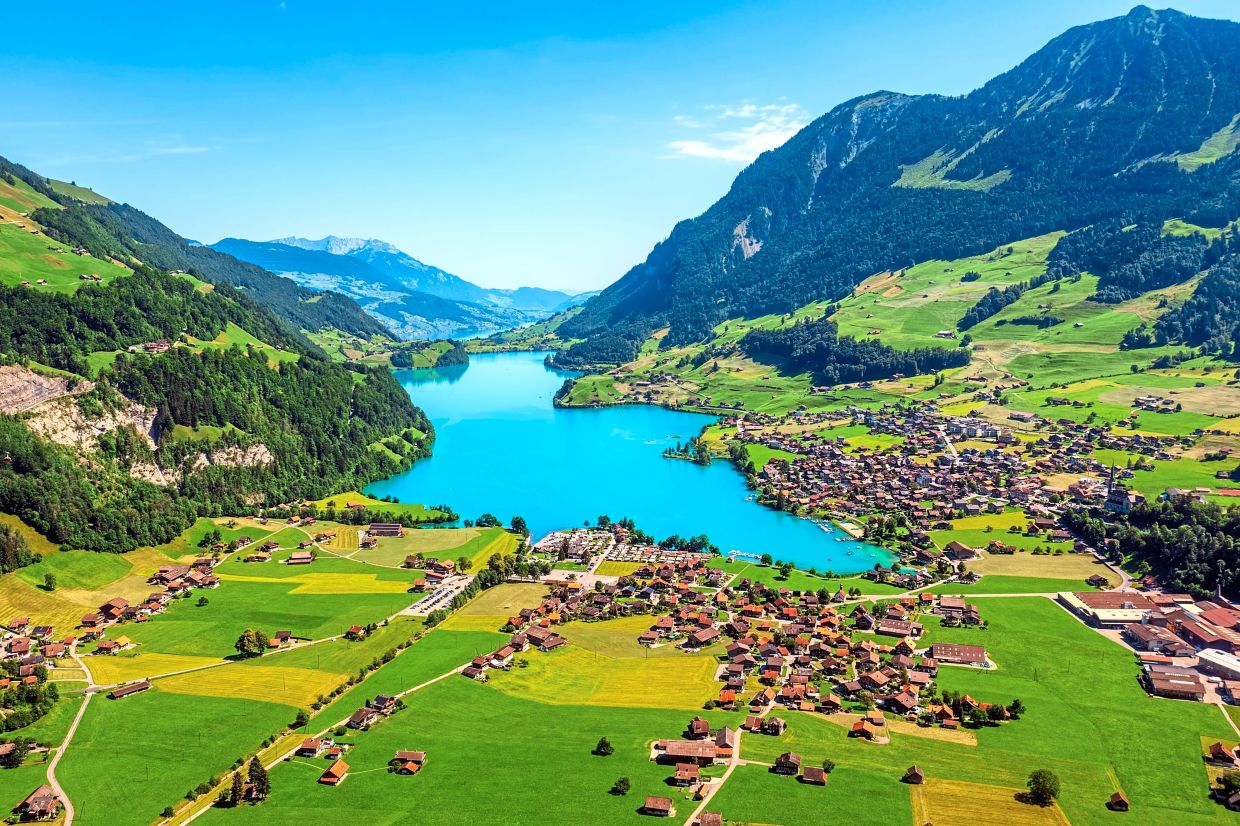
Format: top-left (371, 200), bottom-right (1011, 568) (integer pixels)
top-left (229, 771), bottom-right (244, 806)
top-left (248, 757), bottom-right (269, 800)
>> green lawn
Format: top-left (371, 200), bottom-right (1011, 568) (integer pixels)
top-left (707, 558), bottom-right (906, 593)
top-left (197, 676), bottom-right (739, 826)
top-left (58, 688), bottom-right (296, 826)
top-left (0, 220), bottom-right (130, 292)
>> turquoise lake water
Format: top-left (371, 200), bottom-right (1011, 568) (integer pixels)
top-left (365, 351), bottom-right (892, 573)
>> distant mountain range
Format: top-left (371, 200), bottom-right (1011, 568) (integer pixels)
top-left (559, 5), bottom-right (1240, 361)
top-left (213, 236), bottom-right (596, 340)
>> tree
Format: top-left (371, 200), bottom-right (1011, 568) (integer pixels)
top-left (248, 757), bottom-right (270, 800)
top-left (234, 629), bottom-right (259, 658)
top-left (510, 515), bottom-right (528, 535)
top-left (196, 595), bottom-right (210, 607)
top-left (43, 573), bottom-right (57, 591)
top-left (778, 561), bottom-right (794, 579)
top-left (292, 710), bottom-right (310, 729)
top-left (1008, 698), bottom-right (1025, 718)
top-left (162, 806), bottom-right (175, 818)
top-left (821, 758), bottom-right (836, 773)
top-left (611, 776), bottom-right (630, 795)
top-left (0, 737), bottom-right (31, 768)
top-left (1220, 769), bottom-right (1240, 796)
top-left (456, 556), bottom-right (473, 573)
top-left (760, 553), bottom-right (774, 566)
top-left (593, 736), bottom-right (614, 756)
top-left (229, 771), bottom-right (245, 806)
top-left (1027, 769), bottom-right (1060, 805)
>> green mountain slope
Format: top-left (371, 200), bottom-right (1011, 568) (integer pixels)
top-left (560, 6), bottom-right (1240, 361)
top-left (0, 156), bottom-right (433, 554)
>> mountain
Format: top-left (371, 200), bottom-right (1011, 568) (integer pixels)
top-left (559, 6), bottom-right (1240, 363)
top-left (215, 235), bottom-right (596, 339)
top-left (0, 153), bottom-right (433, 552)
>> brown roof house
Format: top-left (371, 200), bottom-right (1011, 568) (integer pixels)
top-left (641, 796), bottom-right (675, 817)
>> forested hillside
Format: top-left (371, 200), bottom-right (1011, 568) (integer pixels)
top-left (559, 6), bottom-right (1240, 362)
top-left (0, 156), bottom-right (433, 553)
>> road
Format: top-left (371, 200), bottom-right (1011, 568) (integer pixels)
top-left (46, 642), bottom-right (98, 826)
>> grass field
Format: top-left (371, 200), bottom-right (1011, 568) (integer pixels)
top-left (594, 561), bottom-right (643, 577)
top-left (197, 676), bottom-right (739, 826)
top-left (487, 639), bottom-right (720, 710)
top-left (911, 778), bottom-right (1071, 826)
top-left (310, 491), bottom-right (450, 522)
top-left (184, 322), bottom-right (301, 367)
top-left (0, 221), bottom-right (130, 293)
top-left (707, 558), bottom-right (906, 593)
top-left (57, 687), bottom-right (296, 826)
top-left (345, 526), bottom-right (518, 570)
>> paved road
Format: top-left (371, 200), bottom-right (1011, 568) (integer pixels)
top-left (46, 643), bottom-right (97, 826)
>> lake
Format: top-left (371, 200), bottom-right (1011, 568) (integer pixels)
top-left (365, 351), bottom-right (892, 573)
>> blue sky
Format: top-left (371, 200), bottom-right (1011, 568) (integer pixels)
top-left (4, 1), bottom-right (1239, 291)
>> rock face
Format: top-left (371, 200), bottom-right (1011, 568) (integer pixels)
top-left (190, 444), bottom-right (275, 472)
top-left (24, 396), bottom-right (157, 452)
top-left (0, 365), bottom-right (90, 414)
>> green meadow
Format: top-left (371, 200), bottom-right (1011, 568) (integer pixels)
top-left (58, 688), bottom-right (296, 826)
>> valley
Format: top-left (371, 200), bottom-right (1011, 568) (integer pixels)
top-left (7, 5), bottom-right (1240, 826)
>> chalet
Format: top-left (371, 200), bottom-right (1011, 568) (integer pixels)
top-left (876, 619), bottom-right (922, 638)
top-left (391, 750), bottom-right (426, 767)
top-left (345, 626), bottom-right (365, 640)
top-left (369, 694), bottom-right (398, 716)
top-left (800, 766), bottom-right (827, 785)
top-left (687, 716), bottom-right (711, 739)
top-left (287, 551), bottom-right (314, 565)
top-left (773, 751), bottom-right (802, 775)
top-left (672, 763), bottom-right (700, 786)
top-left (359, 537), bottom-right (377, 550)
top-left (641, 796), bottom-right (675, 817)
top-left (683, 627), bottom-right (720, 649)
top-left (697, 813), bottom-right (724, 826)
top-left (80, 613), bottom-right (104, 628)
top-left (943, 540), bottom-right (976, 561)
top-left (7, 618), bottom-right (29, 632)
top-left (296, 738), bottom-right (327, 757)
top-left (13, 785), bottom-right (60, 822)
top-left (319, 759), bottom-right (349, 785)
top-left (100, 598), bottom-right (129, 620)
top-left (1108, 792), bottom-right (1130, 812)
top-left (762, 717), bottom-right (787, 736)
top-left (107, 681), bottom-right (151, 700)
top-left (461, 665), bottom-right (486, 681)
top-left (347, 707), bottom-right (380, 730)
top-left (903, 765), bottom-right (925, 785)
top-left (244, 551), bottom-right (271, 563)
top-left (490, 646), bottom-right (516, 668)
top-left (850, 720), bottom-right (879, 740)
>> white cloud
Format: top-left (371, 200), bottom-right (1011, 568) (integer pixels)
top-left (665, 102), bottom-right (808, 163)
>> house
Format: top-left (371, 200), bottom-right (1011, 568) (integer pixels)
top-left (107, 680), bottom-right (151, 700)
top-left (800, 766), bottom-right (827, 785)
top-left (697, 813), bottom-right (724, 826)
top-left (319, 759), bottom-right (349, 785)
top-left (641, 796), bottom-right (675, 817)
top-left (903, 765), bottom-right (925, 785)
top-left (687, 716), bottom-right (711, 739)
top-left (773, 752), bottom-right (802, 775)
top-left (13, 785), bottom-right (60, 821)
top-left (346, 707), bottom-right (380, 730)
top-left (345, 625), bottom-right (365, 640)
top-left (287, 551), bottom-right (314, 565)
top-left (490, 646), bottom-right (516, 668)
top-left (672, 763), bottom-right (700, 786)
top-left (1108, 791), bottom-right (1130, 812)
top-left (762, 717), bottom-right (787, 736)
top-left (296, 738), bottom-right (326, 757)
top-left (80, 613), bottom-right (104, 628)
top-left (850, 720), bottom-right (879, 740)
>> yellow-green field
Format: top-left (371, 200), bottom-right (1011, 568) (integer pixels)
top-left (911, 779), bottom-right (1072, 826)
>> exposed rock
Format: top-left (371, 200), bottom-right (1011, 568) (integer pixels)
top-left (0, 365), bottom-right (91, 415)
top-left (190, 444), bottom-right (275, 472)
top-left (24, 397), bottom-right (157, 451)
